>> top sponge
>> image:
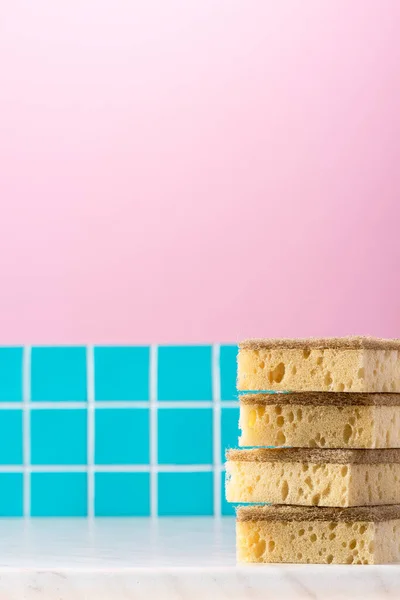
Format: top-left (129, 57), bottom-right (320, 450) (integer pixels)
top-left (237, 336), bottom-right (400, 393)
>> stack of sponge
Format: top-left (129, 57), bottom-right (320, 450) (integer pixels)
top-left (225, 337), bottom-right (400, 564)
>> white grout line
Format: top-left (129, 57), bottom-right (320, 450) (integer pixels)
top-left (0, 464), bottom-right (216, 473)
top-left (212, 343), bottom-right (221, 518)
top-left (149, 344), bottom-right (158, 518)
top-left (30, 402), bottom-right (89, 410)
top-left (156, 401), bottom-right (231, 408)
top-left (22, 345), bottom-right (31, 518)
top-left (0, 400), bottom-right (238, 409)
top-left (156, 464), bottom-right (214, 472)
top-left (86, 346), bottom-right (95, 518)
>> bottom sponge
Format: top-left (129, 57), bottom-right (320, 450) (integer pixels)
top-left (236, 505), bottom-right (400, 564)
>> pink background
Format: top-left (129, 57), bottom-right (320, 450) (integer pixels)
top-left (0, 1), bottom-right (399, 344)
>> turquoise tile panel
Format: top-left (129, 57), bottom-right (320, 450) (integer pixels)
top-left (94, 346), bottom-right (149, 401)
top-left (0, 473), bottom-right (23, 516)
top-left (220, 345), bottom-right (237, 401)
top-left (0, 410), bottom-right (23, 464)
top-left (158, 472), bottom-right (213, 516)
top-left (31, 472), bottom-right (87, 517)
top-left (95, 472), bottom-right (150, 516)
top-left (158, 408), bottom-right (212, 465)
top-left (31, 346), bottom-right (87, 401)
top-left (158, 345), bottom-right (212, 401)
top-left (31, 409), bottom-right (87, 465)
top-left (95, 408), bottom-right (149, 464)
top-left (0, 344), bottom-right (245, 517)
top-left (0, 347), bottom-right (23, 401)
top-left (220, 407), bottom-right (239, 462)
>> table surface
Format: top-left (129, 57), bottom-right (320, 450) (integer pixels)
top-left (0, 518), bottom-right (398, 599)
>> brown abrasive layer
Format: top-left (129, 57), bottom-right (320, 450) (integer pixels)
top-left (236, 504), bottom-right (400, 523)
top-left (239, 392), bottom-right (400, 407)
top-left (239, 336), bottom-right (400, 351)
top-left (226, 447), bottom-right (400, 464)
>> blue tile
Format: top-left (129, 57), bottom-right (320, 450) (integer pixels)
top-left (0, 473), bottom-right (23, 516)
top-left (158, 472), bottom-right (213, 516)
top-left (220, 407), bottom-right (239, 463)
top-left (94, 346), bottom-right (149, 401)
top-left (158, 408), bottom-right (212, 465)
top-left (0, 410), bottom-right (23, 464)
top-left (0, 347), bottom-right (23, 401)
top-left (95, 472), bottom-right (150, 516)
top-left (31, 347), bottom-right (87, 401)
top-left (158, 346), bottom-right (212, 401)
top-left (31, 472), bottom-right (87, 517)
top-left (31, 409), bottom-right (87, 465)
top-left (95, 408), bottom-right (149, 465)
top-left (221, 470), bottom-right (235, 516)
top-left (220, 345), bottom-right (237, 401)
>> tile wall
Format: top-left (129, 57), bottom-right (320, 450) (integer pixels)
top-left (0, 345), bottom-right (238, 516)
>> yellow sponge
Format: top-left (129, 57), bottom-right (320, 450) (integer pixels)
top-left (239, 392), bottom-right (400, 448)
top-left (226, 448), bottom-right (400, 507)
top-left (237, 336), bottom-right (400, 392)
top-left (237, 505), bottom-right (400, 564)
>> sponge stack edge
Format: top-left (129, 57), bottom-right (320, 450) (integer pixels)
top-left (227, 336), bottom-right (400, 564)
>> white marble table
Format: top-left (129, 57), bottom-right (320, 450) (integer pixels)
top-left (0, 518), bottom-right (397, 599)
